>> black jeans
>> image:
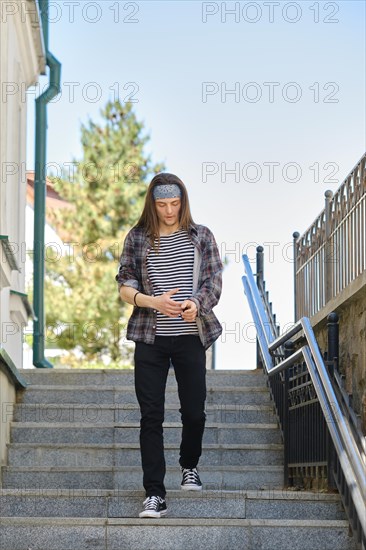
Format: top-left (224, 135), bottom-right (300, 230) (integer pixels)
top-left (134, 335), bottom-right (207, 498)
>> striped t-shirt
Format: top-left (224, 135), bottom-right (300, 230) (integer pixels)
top-left (147, 229), bottom-right (199, 336)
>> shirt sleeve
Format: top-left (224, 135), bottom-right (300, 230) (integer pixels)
top-left (189, 228), bottom-right (223, 316)
top-left (115, 230), bottom-right (140, 292)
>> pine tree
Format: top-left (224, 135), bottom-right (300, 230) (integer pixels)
top-left (44, 100), bottom-right (164, 365)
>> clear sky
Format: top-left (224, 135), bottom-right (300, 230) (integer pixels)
top-left (26, 0), bottom-right (365, 369)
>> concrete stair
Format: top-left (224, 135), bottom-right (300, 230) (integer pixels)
top-left (0, 368), bottom-right (357, 549)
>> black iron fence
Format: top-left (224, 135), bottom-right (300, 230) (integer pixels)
top-left (249, 246), bottom-right (365, 547)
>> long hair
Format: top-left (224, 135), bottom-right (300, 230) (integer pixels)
top-left (135, 173), bottom-right (195, 251)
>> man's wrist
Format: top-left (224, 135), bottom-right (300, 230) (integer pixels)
top-left (189, 297), bottom-right (200, 316)
top-left (134, 292), bottom-right (155, 309)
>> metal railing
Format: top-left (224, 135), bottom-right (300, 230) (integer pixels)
top-left (294, 153), bottom-right (366, 319)
top-left (242, 253), bottom-right (366, 547)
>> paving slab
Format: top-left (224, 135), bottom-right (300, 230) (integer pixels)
top-left (1, 465), bottom-right (284, 491)
top-left (12, 403), bottom-right (277, 424)
top-left (0, 517), bottom-right (357, 550)
top-left (7, 442), bottom-right (284, 468)
top-left (10, 422), bottom-right (282, 445)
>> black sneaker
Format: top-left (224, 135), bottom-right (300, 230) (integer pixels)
top-left (180, 467), bottom-right (202, 491)
top-left (139, 496), bottom-right (167, 518)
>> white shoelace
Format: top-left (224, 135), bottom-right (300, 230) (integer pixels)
top-left (182, 468), bottom-right (199, 484)
top-left (144, 496), bottom-right (163, 509)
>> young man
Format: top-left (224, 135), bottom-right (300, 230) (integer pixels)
top-left (115, 172), bottom-right (223, 518)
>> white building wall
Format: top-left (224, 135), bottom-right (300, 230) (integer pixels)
top-left (0, 1), bottom-right (45, 367)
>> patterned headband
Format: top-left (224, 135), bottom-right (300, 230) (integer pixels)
top-left (153, 183), bottom-right (182, 200)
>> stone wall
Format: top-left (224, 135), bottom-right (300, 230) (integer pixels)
top-left (0, 352), bottom-right (27, 487)
top-left (308, 278), bottom-right (366, 434)
top-left (0, 369), bottom-right (16, 488)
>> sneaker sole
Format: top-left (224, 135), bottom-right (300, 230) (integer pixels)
top-left (139, 509), bottom-right (168, 518)
top-left (180, 485), bottom-right (202, 491)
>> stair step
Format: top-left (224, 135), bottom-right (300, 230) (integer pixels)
top-left (1, 465), bottom-right (284, 491)
top-left (0, 517), bottom-right (357, 550)
top-left (18, 368), bottom-right (267, 388)
top-left (0, 489), bottom-right (346, 520)
top-left (6, 442), bottom-right (283, 468)
top-left (2, 369), bottom-right (354, 549)
top-left (12, 403), bottom-right (277, 424)
top-left (16, 385), bottom-right (272, 405)
top-left (10, 422), bottom-right (282, 445)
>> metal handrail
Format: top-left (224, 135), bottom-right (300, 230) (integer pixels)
top-left (294, 152), bottom-right (366, 318)
top-left (242, 253), bottom-right (366, 542)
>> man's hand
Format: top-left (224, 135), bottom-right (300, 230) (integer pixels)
top-left (180, 299), bottom-right (198, 322)
top-left (154, 288), bottom-right (182, 317)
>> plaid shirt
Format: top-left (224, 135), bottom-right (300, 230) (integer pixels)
top-left (115, 223), bottom-right (223, 350)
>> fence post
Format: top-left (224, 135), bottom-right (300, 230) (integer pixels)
top-left (327, 312), bottom-right (339, 377)
top-left (283, 340), bottom-right (294, 487)
top-left (293, 231), bottom-right (300, 322)
top-left (326, 312), bottom-right (339, 489)
top-left (325, 190), bottom-right (334, 304)
top-left (256, 246), bottom-right (264, 369)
